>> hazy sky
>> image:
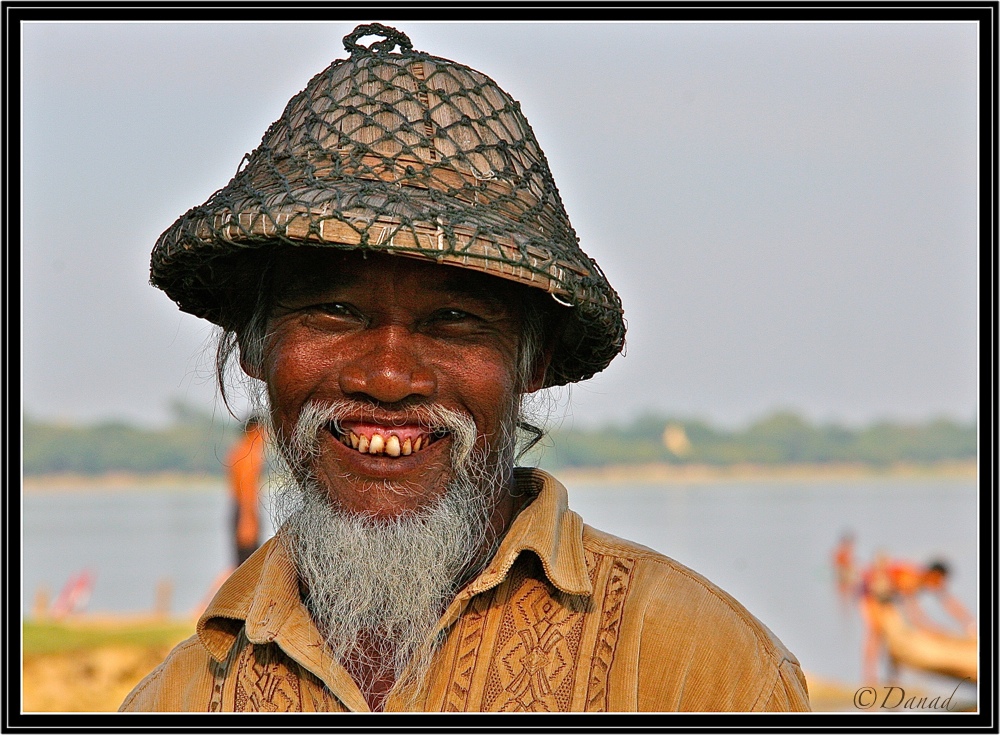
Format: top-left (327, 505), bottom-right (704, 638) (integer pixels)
top-left (20, 20), bottom-right (981, 429)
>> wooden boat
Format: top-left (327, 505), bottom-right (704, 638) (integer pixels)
top-left (877, 603), bottom-right (978, 682)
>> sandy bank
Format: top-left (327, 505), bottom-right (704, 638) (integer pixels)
top-left (22, 472), bottom-right (223, 493)
top-left (555, 460), bottom-right (978, 486)
top-left (22, 617), bottom-right (196, 712)
top-left (21, 461), bottom-right (977, 492)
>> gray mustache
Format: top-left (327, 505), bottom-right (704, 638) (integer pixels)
top-left (288, 400), bottom-right (478, 467)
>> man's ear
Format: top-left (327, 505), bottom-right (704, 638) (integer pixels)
top-left (238, 341), bottom-right (265, 381)
top-left (523, 343), bottom-right (556, 394)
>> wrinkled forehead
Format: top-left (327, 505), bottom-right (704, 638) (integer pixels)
top-left (271, 247), bottom-right (530, 313)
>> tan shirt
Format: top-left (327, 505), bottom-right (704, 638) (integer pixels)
top-left (120, 468), bottom-right (810, 712)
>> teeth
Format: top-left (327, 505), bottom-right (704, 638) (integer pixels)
top-left (386, 435), bottom-right (401, 457)
top-left (338, 429), bottom-right (439, 456)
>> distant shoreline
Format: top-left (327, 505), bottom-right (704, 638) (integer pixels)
top-left (21, 472), bottom-right (224, 492)
top-left (21, 460), bottom-right (977, 492)
top-left (555, 460), bottom-right (978, 485)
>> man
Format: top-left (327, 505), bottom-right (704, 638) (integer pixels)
top-left (831, 530), bottom-right (856, 599)
top-left (859, 554), bottom-right (976, 682)
top-left (226, 415), bottom-right (267, 567)
top-left (121, 24), bottom-right (810, 712)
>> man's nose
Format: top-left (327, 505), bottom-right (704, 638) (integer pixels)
top-left (337, 326), bottom-right (437, 403)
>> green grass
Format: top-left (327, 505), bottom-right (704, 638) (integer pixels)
top-left (22, 620), bottom-right (194, 655)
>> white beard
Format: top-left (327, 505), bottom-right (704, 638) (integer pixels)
top-left (266, 398), bottom-right (519, 704)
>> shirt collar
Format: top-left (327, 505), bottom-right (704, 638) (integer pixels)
top-left (197, 535), bottom-right (300, 662)
top-left (463, 467), bottom-right (592, 597)
top-left (197, 467), bottom-right (592, 663)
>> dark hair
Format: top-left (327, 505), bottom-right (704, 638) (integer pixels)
top-left (926, 559), bottom-right (950, 577)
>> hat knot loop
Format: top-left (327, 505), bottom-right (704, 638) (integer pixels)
top-left (343, 23), bottom-right (414, 56)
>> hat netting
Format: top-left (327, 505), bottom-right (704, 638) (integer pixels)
top-left (150, 23), bottom-right (625, 387)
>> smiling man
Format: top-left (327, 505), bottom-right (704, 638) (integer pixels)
top-left (121, 24), bottom-right (810, 713)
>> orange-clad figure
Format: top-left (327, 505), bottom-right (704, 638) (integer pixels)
top-left (832, 531), bottom-right (857, 598)
top-left (227, 415), bottom-right (267, 567)
top-left (859, 554), bottom-right (976, 683)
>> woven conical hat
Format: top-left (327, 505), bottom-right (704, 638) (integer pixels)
top-left (150, 24), bottom-right (625, 386)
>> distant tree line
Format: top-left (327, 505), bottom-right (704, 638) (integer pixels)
top-left (534, 411), bottom-right (978, 470)
top-left (22, 405), bottom-right (977, 476)
top-left (22, 401), bottom-right (240, 476)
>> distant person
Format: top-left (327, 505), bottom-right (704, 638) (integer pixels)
top-left (121, 24), bottom-right (809, 712)
top-left (226, 415), bottom-right (267, 567)
top-left (49, 568), bottom-right (94, 619)
top-left (831, 531), bottom-right (857, 598)
top-left (859, 555), bottom-right (975, 682)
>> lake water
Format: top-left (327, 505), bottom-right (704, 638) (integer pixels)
top-left (21, 474), bottom-right (979, 691)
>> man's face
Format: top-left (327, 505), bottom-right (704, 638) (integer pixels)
top-left (251, 248), bottom-right (543, 519)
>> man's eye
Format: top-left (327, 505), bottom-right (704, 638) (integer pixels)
top-left (316, 303), bottom-right (356, 318)
top-left (431, 309), bottom-right (476, 323)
